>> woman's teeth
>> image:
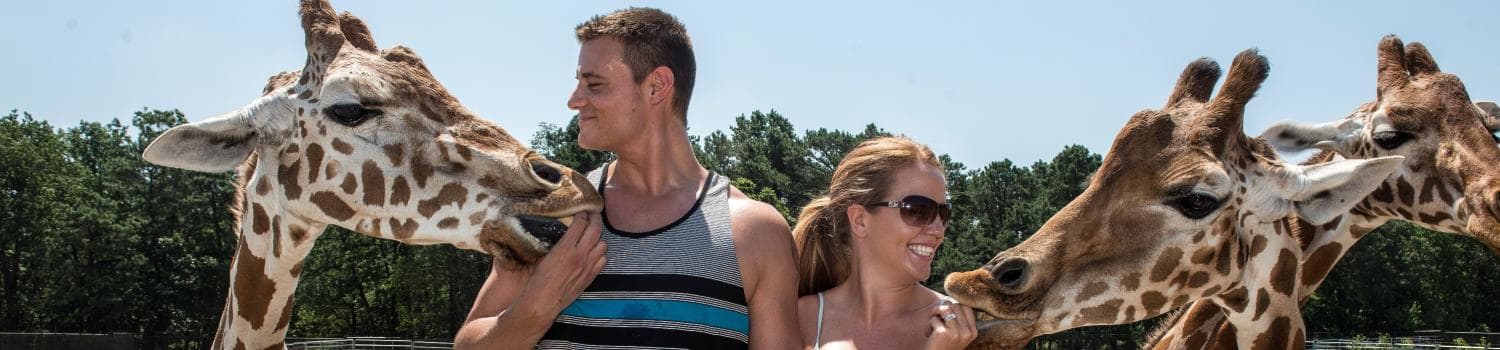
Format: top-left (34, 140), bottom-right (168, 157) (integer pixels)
top-left (908, 244), bottom-right (935, 257)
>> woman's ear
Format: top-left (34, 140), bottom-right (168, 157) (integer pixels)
top-left (847, 204), bottom-right (869, 239)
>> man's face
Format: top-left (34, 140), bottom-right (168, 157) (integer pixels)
top-left (569, 37), bottom-right (646, 151)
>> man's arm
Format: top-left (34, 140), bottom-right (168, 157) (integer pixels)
top-left (728, 189), bottom-right (803, 349)
top-left (453, 213), bottom-right (606, 350)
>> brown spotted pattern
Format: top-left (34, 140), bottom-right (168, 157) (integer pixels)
top-left (1149, 36), bottom-right (1500, 350)
top-left (139, 1), bottom-right (603, 349)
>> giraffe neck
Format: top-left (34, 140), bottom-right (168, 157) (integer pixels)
top-left (214, 168), bottom-right (326, 350)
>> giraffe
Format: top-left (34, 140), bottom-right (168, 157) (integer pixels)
top-left (1144, 35), bottom-right (1500, 350)
top-left (139, 1), bottom-right (603, 349)
top-left (942, 49), bottom-right (1405, 350)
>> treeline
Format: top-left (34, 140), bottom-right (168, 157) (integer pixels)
top-left (1, 108), bottom-right (1497, 347)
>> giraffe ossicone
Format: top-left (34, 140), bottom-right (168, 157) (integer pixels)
top-left (945, 49), bottom-right (1403, 350)
top-left (1147, 35), bottom-right (1500, 350)
top-left (141, 1), bottom-right (602, 349)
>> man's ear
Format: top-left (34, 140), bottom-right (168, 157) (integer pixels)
top-left (647, 66), bottom-right (674, 105)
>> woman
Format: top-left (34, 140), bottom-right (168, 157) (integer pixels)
top-left (794, 136), bottom-right (977, 350)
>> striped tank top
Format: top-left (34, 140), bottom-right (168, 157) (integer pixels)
top-left (538, 163), bottom-right (749, 349)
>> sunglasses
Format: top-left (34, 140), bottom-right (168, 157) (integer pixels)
top-left (866, 195), bottom-right (952, 227)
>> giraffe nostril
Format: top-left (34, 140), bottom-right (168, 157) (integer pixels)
top-left (992, 258), bottom-right (1030, 291)
top-left (530, 160), bottom-right (564, 186)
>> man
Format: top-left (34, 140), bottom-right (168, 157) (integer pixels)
top-left (455, 7), bottom-right (801, 349)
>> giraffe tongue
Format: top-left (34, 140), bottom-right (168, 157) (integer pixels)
top-left (518, 216), bottom-right (568, 246)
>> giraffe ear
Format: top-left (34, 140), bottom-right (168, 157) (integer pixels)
top-left (143, 112), bottom-right (258, 172)
top-left (1259, 117), bottom-right (1363, 153)
top-left (1475, 101), bottom-right (1500, 130)
top-left (1272, 156), bottom-right (1404, 224)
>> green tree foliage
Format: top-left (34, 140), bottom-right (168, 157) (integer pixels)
top-left (3, 106), bottom-right (1497, 346)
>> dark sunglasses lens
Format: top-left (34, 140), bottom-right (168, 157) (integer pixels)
top-left (899, 195), bottom-right (942, 226)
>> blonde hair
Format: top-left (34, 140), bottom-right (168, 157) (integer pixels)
top-left (793, 136), bottom-right (942, 296)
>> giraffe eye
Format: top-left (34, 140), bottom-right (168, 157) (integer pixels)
top-left (326, 103), bottom-right (382, 127)
top-left (1170, 192), bottom-right (1221, 220)
top-left (1371, 130), bottom-right (1413, 150)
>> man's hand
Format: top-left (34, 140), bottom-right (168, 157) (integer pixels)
top-left (517, 212), bottom-right (608, 316)
top-left (454, 212), bottom-right (606, 350)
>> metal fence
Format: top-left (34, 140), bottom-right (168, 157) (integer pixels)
top-left (287, 337), bottom-right (453, 350)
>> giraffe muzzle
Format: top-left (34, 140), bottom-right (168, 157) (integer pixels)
top-left (518, 215), bottom-right (569, 246)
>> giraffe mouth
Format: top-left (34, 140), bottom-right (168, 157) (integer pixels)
top-left (518, 215), bottom-right (569, 246)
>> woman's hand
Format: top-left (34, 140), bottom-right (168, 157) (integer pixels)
top-left (924, 300), bottom-right (977, 350)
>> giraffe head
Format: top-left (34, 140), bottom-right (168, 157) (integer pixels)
top-left (944, 50), bottom-right (1402, 349)
top-left (1262, 35), bottom-right (1500, 255)
top-left (142, 0), bottom-right (602, 266)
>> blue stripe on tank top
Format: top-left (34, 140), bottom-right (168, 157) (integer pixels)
top-left (558, 298), bottom-right (751, 335)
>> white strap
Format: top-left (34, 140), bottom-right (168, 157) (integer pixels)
top-left (814, 292), bottom-right (825, 350)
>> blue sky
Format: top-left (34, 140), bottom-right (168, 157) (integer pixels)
top-left (4, 1), bottom-right (1498, 167)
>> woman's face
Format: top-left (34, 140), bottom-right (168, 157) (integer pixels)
top-left (854, 161), bottom-right (949, 283)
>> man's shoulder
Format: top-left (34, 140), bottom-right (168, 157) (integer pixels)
top-left (723, 185), bottom-right (793, 254)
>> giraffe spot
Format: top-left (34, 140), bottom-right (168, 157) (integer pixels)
top-left (1249, 235), bottom-right (1267, 257)
top-left (389, 218), bottom-right (419, 240)
top-left (1185, 325), bottom-right (1209, 350)
top-left (297, 88), bottom-right (312, 100)
top-left (1301, 242), bottom-right (1344, 288)
top-left (1394, 207), bottom-right (1413, 219)
top-left (1187, 271), bottom-right (1210, 288)
top-left (1419, 211), bottom-right (1453, 225)
top-left (235, 340), bottom-right (247, 350)
top-left (1295, 328), bottom-right (1306, 350)
top-left (1396, 176), bottom-right (1415, 206)
top-left (274, 294), bottom-right (295, 333)
top-left (1076, 281), bottom-right (1108, 303)
top-left (1141, 291), bottom-right (1167, 314)
top-left (469, 212), bottom-right (486, 226)
top-left (1170, 271), bottom-right (1191, 289)
top-left (1192, 230), bottom-right (1206, 243)
top-left (476, 193), bottom-right (490, 203)
top-left (1371, 181), bottom-right (1395, 203)
top-left (252, 203), bottom-right (270, 234)
top-left (289, 225), bottom-right (309, 245)
top-left (324, 162), bottom-right (338, 180)
top-left (278, 160), bottom-right (303, 200)
top-left (418, 183), bottom-right (469, 218)
top-left (1270, 248), bottom-right (1297, 295)
top-left (310, 192), bottom-right (355, 221)
top-left (232, 243), bottom-right (277, 330)
top-left (412, 154), bottom-right (434, 188)
top-left (318, 124), bottom-right (327, 136)
top-left (362, 161), bottom-right (386, 207)
top-left (1170, 295), bottom-right (1189, 309)
top-left (1219, 286), bottom-right (1249, 313)
top-left (1191, 246), bottom-right (1217, 265)
top-left (390, 176), bottom-right (411, 206)
top-left (383, 144), bottom-right (404, 166)
top-left (1200, 286), bottom-right (1221, 298)
top-left (1122, 305), bottom-right (1136, 321)
top-left (305, 143), bottom-right (324, 183)
top-left (455, 145), bottom-right (473, 161)
top-left (1077, 299), bottom-right (1123, 325)
top-left (330, 138), bottom-right (353, 155)
top-left (1121, 272), bottom-right (1142, 292)
top-left (1419, 176), bottom-right (1441, 204)
top-left (340, 174), bottom-right (358, 194)
top-left (271, 216), bottom-right (282, 258)
top-left (438, 217), bottom-right (459, 229)
top-left (1319, 215), bottom-right (1343, 232)
top-left (255, 178), bottom-right (270, 196)
top-left (1215, 233), bottom-right (1234, 274)
top-left (1253, 289), bottom-right (1271, 321)
top-left (290, 261), bottom-right (305, 278)
top-left (1252, 316), bottom-right (1292, 350)
top-left (1150, 247), bottom-right (1184, 282)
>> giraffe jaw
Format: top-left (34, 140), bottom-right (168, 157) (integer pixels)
top-left (517, 215), bottom-right (569, 246)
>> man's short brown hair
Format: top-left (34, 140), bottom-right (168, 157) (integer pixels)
top-left (576, 7), bottom-right (696, 123)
